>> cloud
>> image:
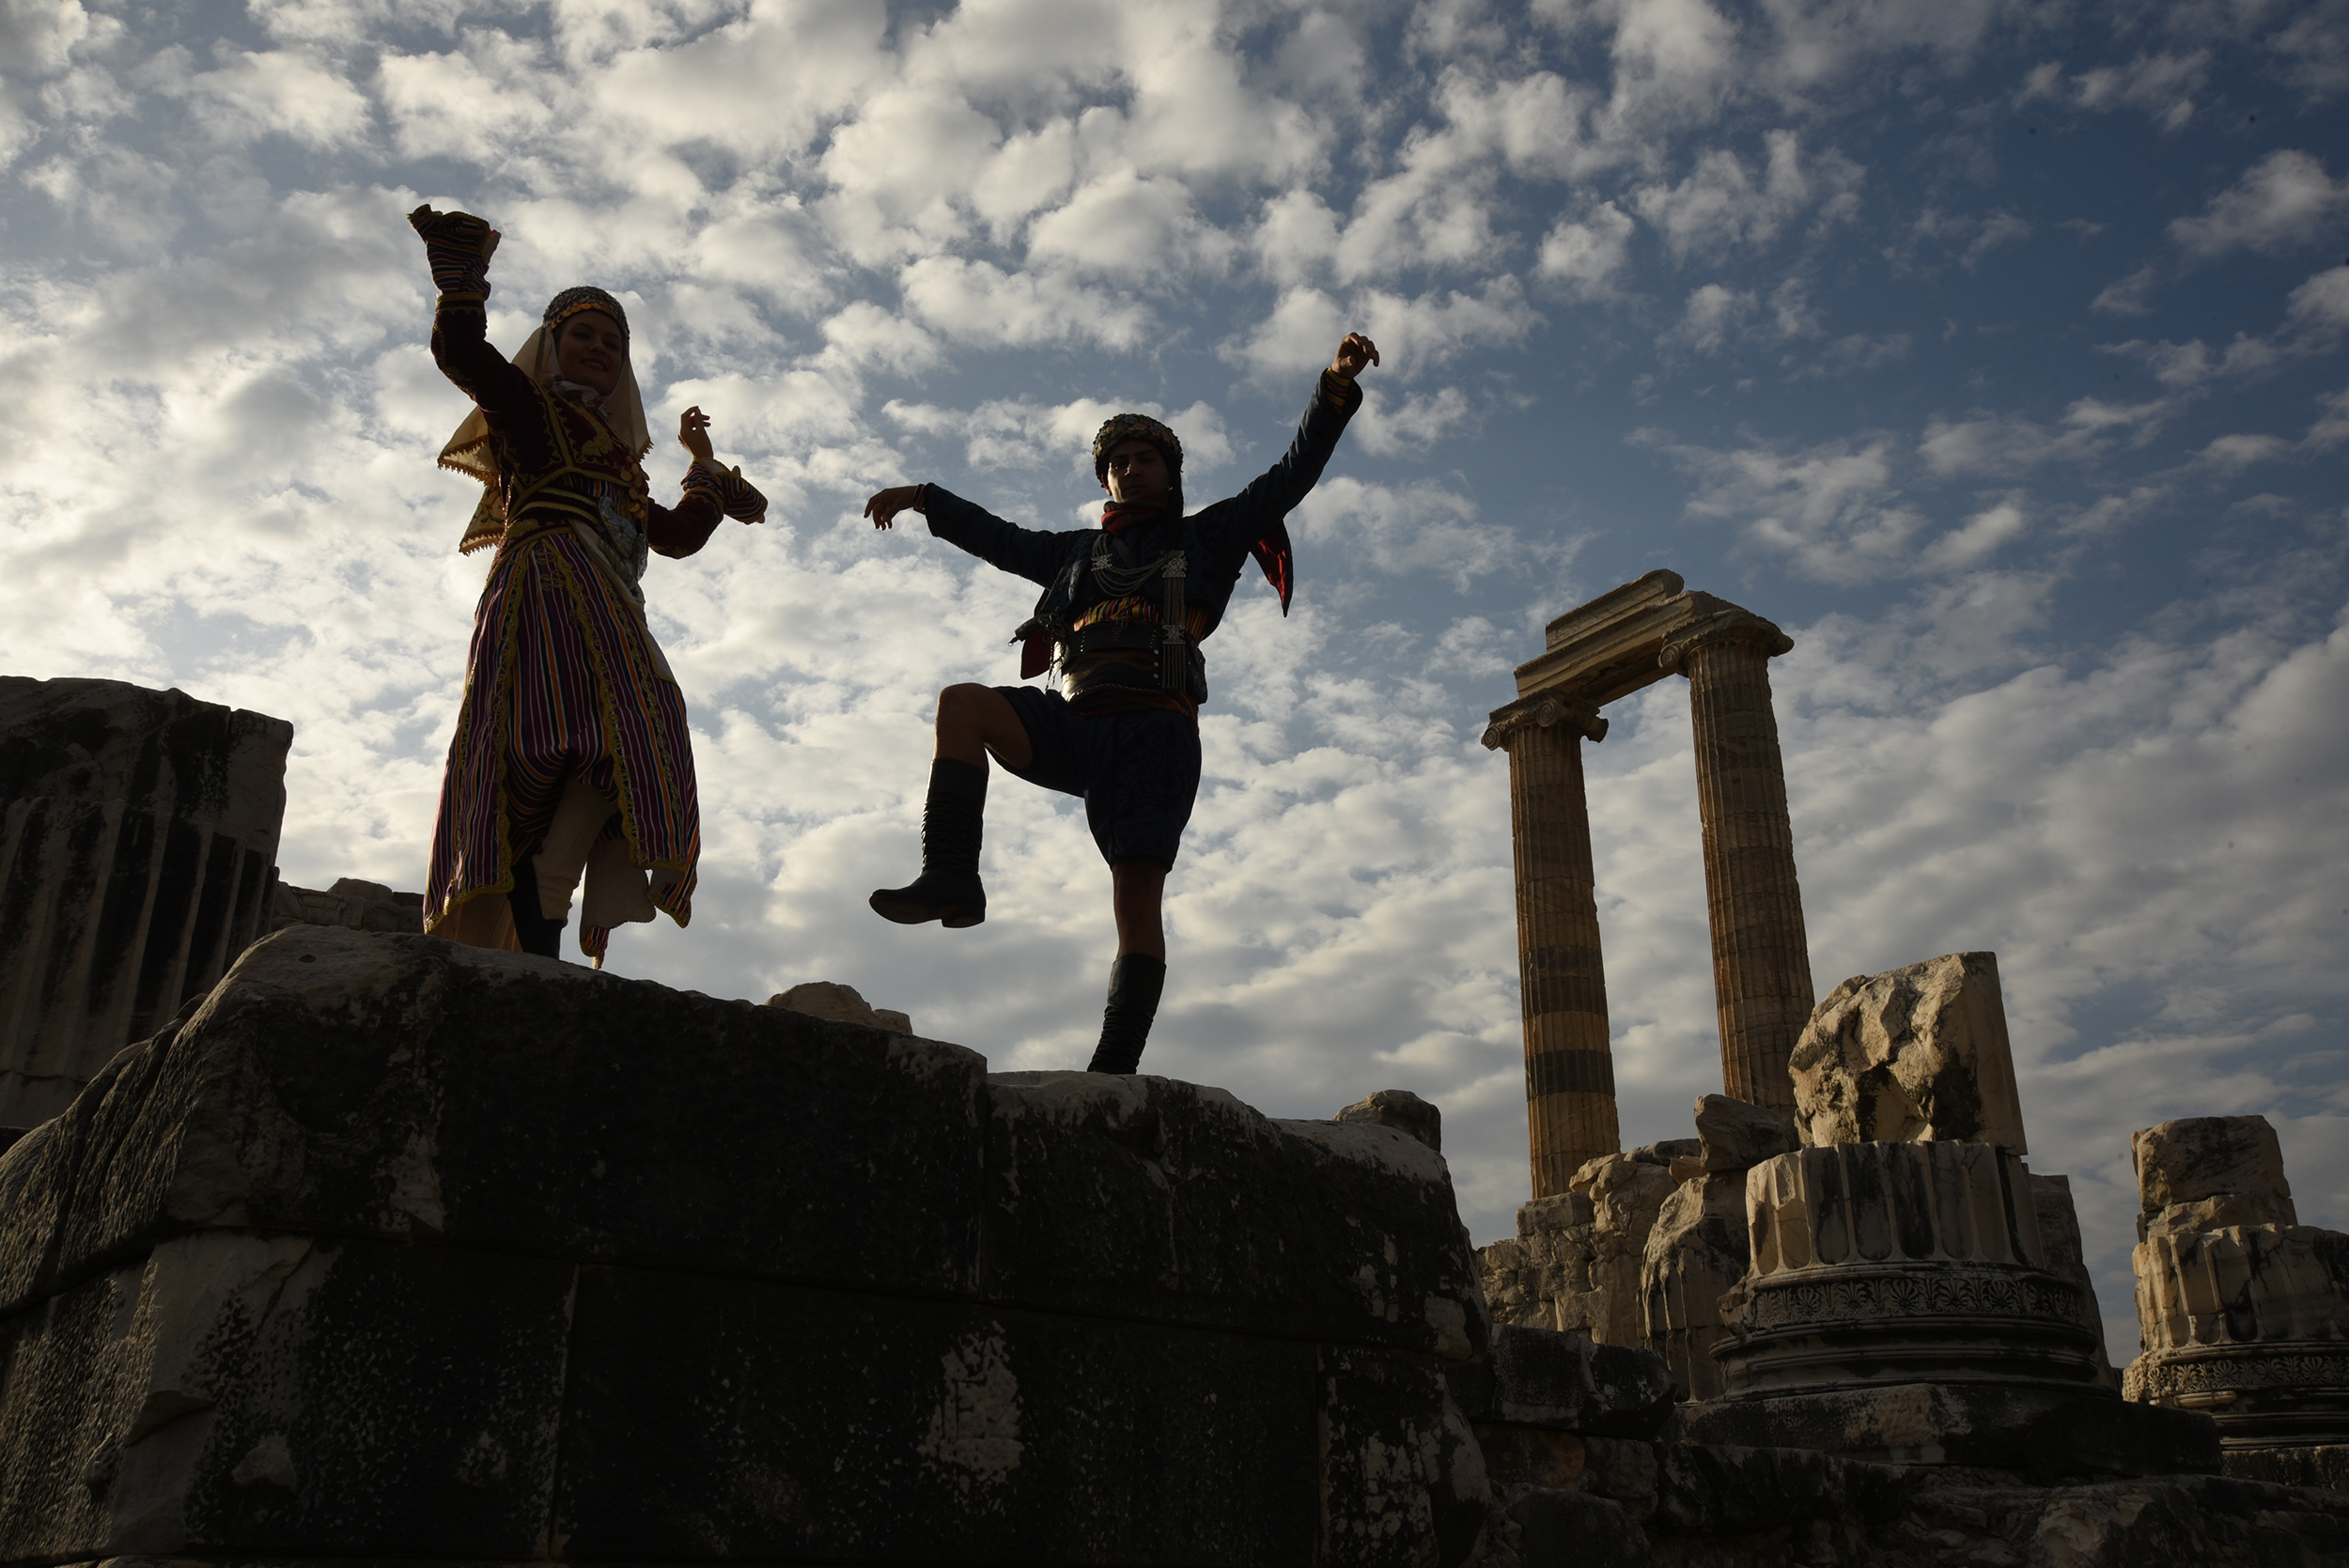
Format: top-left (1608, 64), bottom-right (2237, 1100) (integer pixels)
top-left (1537, 202), bottom-right (1637, 298)
top-left (1631, 130), bottom-right (1864, 260)
top-left (2170, 149), bottom-right (2349, 258)
top-left (896, 256), bottom-right (1153, 351)
top-left (2092, 264), bottom-right (2159, 317)
top-left (2073, 50), bottom-right (2210, 131)
top-left (1661, 281), bottom-right (1753, 354)
top-left (1287, 476), bottom-right (1514, 589)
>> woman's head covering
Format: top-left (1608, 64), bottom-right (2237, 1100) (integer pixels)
top-left (440, 287), bottom-right (652, 554)
top-left (1091, 411), bottom-right (1183, 481)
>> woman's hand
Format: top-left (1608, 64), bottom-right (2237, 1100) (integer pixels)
top-left (863, 485), bottom-right (927, 530)
top-left (678, 406), bottom-right (715, 466)
top-left (1330, 332), bottom-right (1380, 380)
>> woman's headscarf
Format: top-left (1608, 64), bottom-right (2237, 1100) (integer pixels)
top-left (439, 286), bottom-right (652, 554)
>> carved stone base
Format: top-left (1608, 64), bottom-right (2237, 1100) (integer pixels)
top-left (2127, 1341), bottom-right (2349, 1450)
top-left (2220, 1443), bottom-right (2349, 1492)
top-left (1682, 1382), bottom-right (2221, 1476)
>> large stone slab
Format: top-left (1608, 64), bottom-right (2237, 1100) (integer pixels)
top-left (1788, 951), bottom-right (2027, 1152)
top-left (1443, 1324), bottom-right (1675, 1439)
top-left (978, 1072), bottom-right (1486, 1358)
top-left (2133, 1114), bottom-right (2298, 1239)
top-left (0, 1233), bottom-right (571, 1561)
top-left (0, 926), bottom-right (990, 1313)
top-left (552, 1266), bottom-right (1326, 1563)
top-left (1681, 1382), bottom-right (2220, 1475)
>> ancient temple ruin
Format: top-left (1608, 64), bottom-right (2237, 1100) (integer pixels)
top-left (1481, 570), bottom-right (1813, 1197)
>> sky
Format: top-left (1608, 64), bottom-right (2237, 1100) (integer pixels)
top-left (3, 0), bottom-right (2345, 1359)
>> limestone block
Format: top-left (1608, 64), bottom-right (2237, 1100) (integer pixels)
top-left (2134, 1114), bottom-right (2294, 1212)
top-left (2030, 1172), bottom-right (2120, 1390)
top-left (1649, 1441), bottom-right (1908, 1538)
top-left (1315, 1345), bottom-right (1492, 1567)
top-left (2132, 1224), bottom-right (2349, 1355)
top-left (1442, 1323), bottom-right (1674, 1438)
top-left (1480, 1195), bottom-right (1597, 1336)
top-left (1571, 1149), bottom-right (1686, 1347)
top-left (552, 1266), bottom-right (1336, 1563)
top-left (980, 1073), bottom-right (1488, 1358)
top-left (1788, 951), bottom-right (2028, 1153)
top-left (768, 978), bottom-right (912, 1034)
top-left (1680, 1383), bottom-right (2220, 1475)
top-left (1335, 1088), bottom-right (1441, 1153)
top-left (0, 1233), bottom-right (570, 1561)
top-left (0, 925), bottom-right (991, 1314)
top-left (0, 677), bottom-right (292, 1126)
top-left (1639, 1173), bottom-right (1750, 1403)
top-left (1690, 1094), bottom-right (1799, 1172)
top-left (1504, 1487), bottom-right (1648, 1568)
top-left (2142, 1192), bottom-right (2300, 1242)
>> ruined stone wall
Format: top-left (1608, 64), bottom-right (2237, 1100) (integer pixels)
top-left (0, 677), bottom-right (291, 1126)
top-left (0, 927), bottom-right (1493, 1567)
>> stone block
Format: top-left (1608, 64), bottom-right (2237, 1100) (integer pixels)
top-left (552, 1265), bottom-right (1331, 1564)
top-left (1316, 1344), bottom-right (1490, 1567)
top-left (2127, 1224), bottom-right (2349, 1449)
top-left (1639, 1172), bottom-right (1749, 1404)
top-left (978, 1072), bottom-right (1486, 1358)
top-left (1443, 1324), bottom-right (1674, 1438)
top-left (1505, 1486), bottom-right (1649, 1568)
top-left (1334, 1088), bottom-right (1441, 1153)
top-left (1681, 1382), bottom-right (2220, 1475)
top-left (1689, 1094), bottom-right (1799, 1172)
top-left (0, 926), bottom-right (989, 1317)
top-left (2134, 1115), bottom-right (2294, 1212)
top-left (2220, 1443), bottom-right (2349, 1491)
top-left (1788, 951), bottom-right (2028, 1153)
top-left (0, 1233), bottom-right (570, 1561)
top-left (1, 677), bottom-right (292, 1126)
top-left (1472, 1424), bottom-right (1585, 1489)
top-left (1649, 1441), bottom-right (1907, 1537)
top-left (767, 978), bottom-right (911, 1034)
top-left (269, 879), bottom-right (424, 936)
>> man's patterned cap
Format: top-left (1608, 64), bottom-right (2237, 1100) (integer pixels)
top-left (1092, 412), bottom-right (1183, 478)
top-left (543, 286), bottom-right (629, 341)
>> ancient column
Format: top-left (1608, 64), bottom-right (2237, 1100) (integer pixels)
top-left (1483, 693), bottom-right (1618, 1198)
top-left (0, 677), bottom-right (292, 1125)
top-left (1659, 611), bottom-right (1811, 1113)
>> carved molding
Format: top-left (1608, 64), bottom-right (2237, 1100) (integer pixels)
top-left (1736, 1264), bottom-right (2093, 1335)
top-left (1658, 608), bottom-right (1794, 674)
top-left (2129, 1343), bottom-right (2349, 1403)
top-left (1481, 691), bottom-right (1609, 752)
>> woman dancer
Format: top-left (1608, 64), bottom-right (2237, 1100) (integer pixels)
top-left (409, 205), bottom-right (767, 964)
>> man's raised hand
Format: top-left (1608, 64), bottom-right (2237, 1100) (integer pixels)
top-left (1330, 333), bottom-right (1380, 380)
top-left (678, 406), bottom-right (714, 465)
top-left (864, 485), bottom-right (927, 531)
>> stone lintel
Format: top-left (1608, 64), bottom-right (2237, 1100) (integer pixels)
top-left (1481, 691), bottom-right (1608, 752)
top-left (1515, 582), bottom-right (1792, 710)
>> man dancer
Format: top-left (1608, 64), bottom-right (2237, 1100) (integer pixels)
top-left (863, 332), bottom-right (1378, 1074)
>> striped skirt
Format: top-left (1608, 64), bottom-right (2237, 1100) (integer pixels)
top-left (424, 527), bottom-right (700, 962)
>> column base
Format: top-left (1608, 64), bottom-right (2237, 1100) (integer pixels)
top-left (1681, 1382), bottom-right (2220, 1476)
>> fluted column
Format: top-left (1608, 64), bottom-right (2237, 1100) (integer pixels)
top-left (1660, 613), bottom-right (1811, 1113)
top-left (1483, 693), bottom-right (1618, 1198)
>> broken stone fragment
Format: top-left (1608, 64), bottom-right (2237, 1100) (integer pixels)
top-left (2132, 1114), bottom-right (2294, 1213)
top-left (2029, 1172), bottom-right (2118, 1390)
top-left (1333, 1088), bottom-right (1441, 1153)
top-left (1690, 1094), bottom-right (1799, 1172)
top-left (768, 980), bottom-right (912, 1035)
top-left (1787, 951), bottom-right (2028, 1152)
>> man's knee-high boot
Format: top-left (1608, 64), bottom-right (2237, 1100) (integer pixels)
top-left (506, 853), bottom-right (568, 959)
top-left (869, 758), bottom-right (988, 927)
top-left (1087, 954), bottom-right (1165, 1074)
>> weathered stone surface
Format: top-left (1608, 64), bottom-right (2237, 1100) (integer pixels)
top-left (2222, 1442), bottom-right (2349, 1492)
top-left (2128, 1224), bottom-right (2349, 1446)
top-left (767, 978), bottom-right (911, 1034)
top-left (1, 677), bottom-right (292, 1126)
top-left (1444, 1324), bottom-right (1674, 1439)
top-left (1505, 1485), bottom-right (1649, 1567)
top-left (1788, 951), bottom-right (2028, 1153)
top-left (982, 1072), bottom-right (1486, 1358)
top-left (270, 878), bottom-right (423, 936)
top-left (2031, 1172), bottom-right (2120, 1391)
top-left (1317, 1345), bottom-right (1491, 1566)
top-left (1479, 1149), bottom-right (1687, 1345)
top-left (553, 1267), bottom-right (1333, 1563)
top-left (0, 1233), bottom-right (570, 1561)
top-left (0, 927), bottom-right (988, 1314)
top-left (1475, 1426), bottom-right (1587, 1491)
top-left (1682, 1382), bottom-right (2220, 1475)
top-left (1689, 1094), bottom-right (1798, 1172)
top-left (1721, 1141), bottom-right (2104, 1396)
top-left (2135, 1115), bottom-right (2294, 1212)
top-left (1335, 1088), bottom-right (1441, 1153)
top-left (1639, 1173), bottom-right (1748, 1404)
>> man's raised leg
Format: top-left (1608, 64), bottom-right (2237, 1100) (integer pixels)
top-left (1088, 860), bottom-right (1167, 1073)
top-left (870, 683), bottom-right (1033, 927)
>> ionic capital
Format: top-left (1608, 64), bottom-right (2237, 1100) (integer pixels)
top-left (1658, 608), bottom-right (1793, 675)
top-left (1481, 691), bottom-right (1608, 751)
